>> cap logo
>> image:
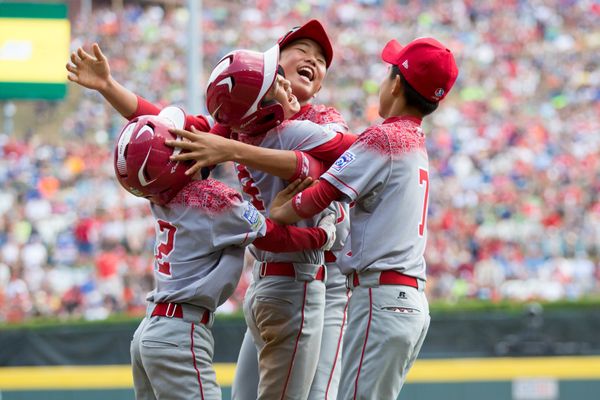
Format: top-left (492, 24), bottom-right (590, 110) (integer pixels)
top-left (402, 60), bottom-right (409, 69)
top-left (435, 88), bottom-right (445, 98)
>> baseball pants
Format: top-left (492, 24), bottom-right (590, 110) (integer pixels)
top-left (131, 304), bottom-right (219, 400)
top-left (243, 261), bottom-right (326, 400)
top-left (232, 263), bottom-right (349, 400)
top-left (337, 272), bottom-right (430, 400)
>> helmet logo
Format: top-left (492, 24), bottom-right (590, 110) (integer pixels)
top-left (208, 56), bottom-right (232, 86)
top-left (138, 148), bottom-right (158, 187)
top-left (217, 77), bottom-right (233, 92)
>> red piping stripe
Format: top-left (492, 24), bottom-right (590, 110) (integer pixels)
top-left (336, 202), bottom-right (345, 224)
top-left (353, 288), bottom-right (372, 399)
top-left (190, 323), bottom-right (205, 399)
top-left (325, 172), bottom-right (359, 198)
top-left (280, 281), bottom-right (308, 399)
top-left (324, 288), bottom-right (350, 399)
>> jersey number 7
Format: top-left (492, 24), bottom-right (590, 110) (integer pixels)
top-left (418, 168), bottom-right (429, 237)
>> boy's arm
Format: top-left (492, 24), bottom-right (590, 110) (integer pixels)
top-left (167, 127), bottom-right (356, 179)
top-left (168, 127), bottom-right (316, 180)
top-left (67, 43), bottom-right (212, 130)
top-left (252, 219), bottom-right (332, 252)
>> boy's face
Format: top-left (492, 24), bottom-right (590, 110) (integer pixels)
top-left (264, 74), bottom-right (301, 119)
top-left (279, 39), bottom-right (327, 105)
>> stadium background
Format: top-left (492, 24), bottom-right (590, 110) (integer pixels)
top-left (1, 0), bottom-right (600, 399)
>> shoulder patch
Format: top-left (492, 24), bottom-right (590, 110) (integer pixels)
top-left (242, 202), bottom-right (262, 231)
top-left (332, 151), bottom-right (356, 172)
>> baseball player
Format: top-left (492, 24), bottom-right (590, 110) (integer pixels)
top-left (269, 38), bottom-right (459, 399)
top-left (196, 46), bottom-right (338, 400)
top-left (116, 106), bottom-right (336, 400)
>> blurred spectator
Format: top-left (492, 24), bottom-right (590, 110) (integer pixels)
top-left (1, 0), bottom-right (599, 322)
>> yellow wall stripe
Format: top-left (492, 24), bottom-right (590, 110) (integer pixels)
top-left (0, 18), bottom-right (70, 83)
top-left (1, 357), bottom-right (599, 390)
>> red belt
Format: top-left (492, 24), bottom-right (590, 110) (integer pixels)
top-left (324, 251), bottom-right (337, 263)
top-left (352, 271), bottom-right (419, 289)
top-left (151, 303), bottom-right (210, 324)
top-left (259, 262), bottom-right (326, 281)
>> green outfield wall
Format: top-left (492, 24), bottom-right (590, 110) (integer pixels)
top-left (1, 303), bottom-right (599, 399)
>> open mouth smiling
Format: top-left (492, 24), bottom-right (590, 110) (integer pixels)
top-left (298, 66), bottom-right (315, 82)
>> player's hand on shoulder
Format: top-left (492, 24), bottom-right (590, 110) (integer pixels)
top-left (167, 126), bottom-right (236, 175)
top-left (66, 43), bottom-right (111, 91)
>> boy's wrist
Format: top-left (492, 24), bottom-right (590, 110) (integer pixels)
top-left (98, 75), bottom-right (116, 95)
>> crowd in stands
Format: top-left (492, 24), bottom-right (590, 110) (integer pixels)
top-left (1, 0), bottom-right (599, 322)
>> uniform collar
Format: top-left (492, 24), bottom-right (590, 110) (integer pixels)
top-left (290, 104), bottom-right (312, 120)
top-left (382, 115), bottom-right (422, 125)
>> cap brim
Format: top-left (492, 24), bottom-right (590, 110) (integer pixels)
top-left (159, 106), bottom-right (186, 130)
top-left (278, 19), bottom-right (333, 68)
top-left (381, 39), bottom-right (404, 64)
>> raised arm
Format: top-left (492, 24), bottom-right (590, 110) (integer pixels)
top-left (167, 127), bottom-right (324, 180)
top-left (66, 43), bottom-right (138, 118)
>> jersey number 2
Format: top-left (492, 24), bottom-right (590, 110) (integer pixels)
top-left (418, 168), bottom-right (429, 237)
top-left (236, 164), bottom-right (266, 211)
top-left (156, 220), bottom-right (176, 277)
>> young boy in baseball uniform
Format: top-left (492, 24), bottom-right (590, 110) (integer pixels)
top-left (191, 46), bottom-right (341, 400)
top-left (115, 106), bottom-right (336, 400)
top-left (269, 37), bottom-right (459, 399)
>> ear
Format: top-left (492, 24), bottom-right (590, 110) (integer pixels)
top-left (391, 75), bottom-right (402, 96)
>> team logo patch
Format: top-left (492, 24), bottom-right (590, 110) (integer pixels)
top-left (332, 151), bottom-right (356, 172)
top-left (243, 203), bottom-right (261, 231)
top-left (434, 88), bottom-right (445, 98)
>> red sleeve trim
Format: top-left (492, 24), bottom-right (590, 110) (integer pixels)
top-left (291, 180), bottom-right (342, 219)
top-left (324, 172), bottom-right (359, 198)
top-left (127, 95), bottom-right (161, 120)
top-left (184, 115), bottom-right (211, 132)
top-left (252, 219), bottom-right (326, 252)
top-left (289, 151), bottom-right (326, 181)
top-left (306, 132), bottom-right (358, 166)
top-left (209, 123), bottom-right (232, 139)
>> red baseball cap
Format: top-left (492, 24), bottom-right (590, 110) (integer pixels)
top-left (381, 37), bottom-right (458, 102)
top-left (278, 19), bottom-right (334, 68)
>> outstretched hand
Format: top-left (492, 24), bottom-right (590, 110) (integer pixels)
top-left (166, 126), bottom-right (236, 176)
top-left (269, 178), bottom-right (313, 224)
top-left (66, 43), bottom-right (111, 91)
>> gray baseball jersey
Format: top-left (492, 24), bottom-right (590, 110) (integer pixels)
top-left (236, 119), bottom-right (337, 264)
top-left (321, 115), bottom-right (431, 400)
top-left (322, 115), bottom-right (429, 280)
top-left (147, 178), bottom-right (266, 312)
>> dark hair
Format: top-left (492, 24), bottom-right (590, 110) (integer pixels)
top-left (390, 65), bottom-right (438, 116)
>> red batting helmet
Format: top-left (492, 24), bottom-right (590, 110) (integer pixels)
top-left (113, 107), bottom-right (193, 205)
top-left (206, 45), bottom-right (283, 135)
